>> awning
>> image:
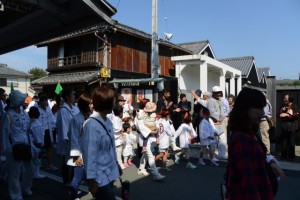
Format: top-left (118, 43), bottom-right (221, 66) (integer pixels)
top-left (109, 78), bottom-right (164, 87)
top-left (31, 71), bottom-right (99, 86)
top-left (109, 78), bottom-right (164, 83)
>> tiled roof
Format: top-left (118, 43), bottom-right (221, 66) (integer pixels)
top-left (218, 56), bottom-right (255, 77)
top-left (257, 67), bottom-right (270, 82)
top-left (31, 71), bottom-right (98, 85)
top-left (0, 63), bottom-right (31, 77)
top-left (177, 41), bottom-right (209, 54)
top-left (36, 21), bottom-right (192, 54)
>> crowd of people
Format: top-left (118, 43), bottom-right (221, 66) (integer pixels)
top-left (0, 84), bottom-right (297, 199)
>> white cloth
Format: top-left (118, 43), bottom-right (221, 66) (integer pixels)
top-left (25, 100), bottom-right (36, 112)
top-left (135, 116), bottom-right (155, 147)
top-left (174, 123), bottom-right (197, 148)
top-left (66, 113), bottom-right (85, 166)
top-left (123, 103), bottom-right (133, 119)
top-left (112, 115), bottom-right (123, 147)
top-left (81, 112), bottom-right (119, 187)
top-left (199, 118), bottom-right (217, 146)
top-left (56, 103), bottom-right (79, 155)
top-left (156, 118), bottom-right (172, 149)
top-left (195, 98), bottom-right (208, 108)
top-left (122, 132), bottom-right (137, 157)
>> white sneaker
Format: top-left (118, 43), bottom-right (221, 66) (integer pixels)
top-left (120, 164), bottom-right (126, 170)
top-left (172, 146), bottom-right (181, 151)
top-left (153, 173), bottom-right (165, 181)
top-left (174, 154), bottom-right (180, 164)
top-left (186, 162), bottom-right (197, 169)
top-left (210, 160), bottom-right (219, 166)
top-left (213, 157), bottom-right (219, 162)
top-left (198, 159), bottom-right (206, 166)
top-left (34, 173), bottom-right (46, 179)
top-left (138, 169), bottom-right (149, 176)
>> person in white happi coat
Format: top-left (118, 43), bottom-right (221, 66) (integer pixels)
top-left (121, 122), bottom-right (137, 167)
top-left (112, 105), bottom-right (125, 169)
top-left (136, 112), bottom-right (165, 181)
top-left (36, 95), bottom-right (57, 171)
top-left (174, 112), bottom-right (197, 169)
top-left (155, 109), bottom-right (173, 170)
top-left (1, 90), bottom-right (35, 199)
top-left (81, 86), bottom-right (121, 199)
top-left (66, 93), bottom-right (92, 200)
top-left (56, 88), bottom-right (79, 185)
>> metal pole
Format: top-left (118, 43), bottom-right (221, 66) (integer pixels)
top-left (151, 0), bottom-right (159, 79)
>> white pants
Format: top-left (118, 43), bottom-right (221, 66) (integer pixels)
top-left (115, 146), bottom-right (123, 166)
top-left (139, 145), bottom-right (159, 176)
top-left (6, 152), bottom-right (34, 200)
top-left (218, 119), bottom-right (228, 158)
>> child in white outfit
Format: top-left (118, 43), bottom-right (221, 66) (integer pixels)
top-left (174, 112), bottom-right (197, 169)
top-left (198, 107), bottom-right (219, 166)
top-left (122, 123), bottom-right (137, 167)
top-left (155, 110), bottom-right (172, 170)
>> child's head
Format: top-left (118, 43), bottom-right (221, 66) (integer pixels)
top-left (144, 102), bottom-right (157, 113)
top-left (202, 107), bottom-right (210, 118)
top-left (122, 122), bottom-right (131, 133)
top-left (113, 105), bottom-right (123, 118)
top-left (182, 112), bottom-right (192, 124)
top-left (160, 109), bottom-right (169, 119)
top-left (28, 106), bottom-right (40, 119)
top-left (123, 116), bottom-right (134, 127)
top-left (138, 98), bottom-right (150, 110)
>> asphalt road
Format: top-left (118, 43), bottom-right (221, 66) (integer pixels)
top-left (1, 148), bottom-right (300, 200)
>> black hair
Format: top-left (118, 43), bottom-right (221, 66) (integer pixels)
top-left (122, 123), bottom-right (131, 132)
top-left (28, 106), bottom-right (40, 119)
top-left (113, 105), bottom-right (123, 117)
top-left (77, 93), bottom-right (91, 114)
top-left (228, 87), bottom-right (266, 132)
top-left (180, 93), bottom-right (186, 100)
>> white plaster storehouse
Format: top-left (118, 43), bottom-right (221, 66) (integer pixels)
top-left (172, 41), bottom-right (242, 96)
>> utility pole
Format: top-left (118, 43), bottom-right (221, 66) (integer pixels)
top-left (151, 0), bottom-right (159, 79)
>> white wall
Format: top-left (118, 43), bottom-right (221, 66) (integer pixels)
top-left (207, 71), bottom-right (220, 92)
top-left (1, 77), bottom-right (34, 97)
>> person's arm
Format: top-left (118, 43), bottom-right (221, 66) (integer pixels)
top-left (57, 109), bottom-right (70, 141)
top-left (191, 90), bottom-right (200, 100)
top-left (266, 155), bottom-right (285, 180)
top-left (174, 124), bottom-right (185, 139)
top-left (81, 120), bottom-right (98, 180)
top-left (69, 118), bottom-right (82, 157)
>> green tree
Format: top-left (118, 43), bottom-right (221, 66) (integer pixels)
top-left (28, 67), bottom-right (48, 81)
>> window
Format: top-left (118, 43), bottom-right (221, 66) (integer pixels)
top-left (7, 78), bottom-right (18, 87)
top-left (0, 78), bottom-right (7, 86)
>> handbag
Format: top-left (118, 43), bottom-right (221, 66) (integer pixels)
top-left (12, 143), bottom-right (32, 161)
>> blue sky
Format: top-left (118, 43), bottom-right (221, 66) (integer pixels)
top-left (0, 0), bottom-right (299, 80)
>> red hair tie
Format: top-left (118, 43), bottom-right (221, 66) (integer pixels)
top-left (183, 112), bottom-right (189, 119)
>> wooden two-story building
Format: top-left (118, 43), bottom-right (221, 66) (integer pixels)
top-left (32, 21), bottom-right (191, 105)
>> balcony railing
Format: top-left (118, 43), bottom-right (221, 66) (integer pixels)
top-left (48, 52), bottom-right (97, 68)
